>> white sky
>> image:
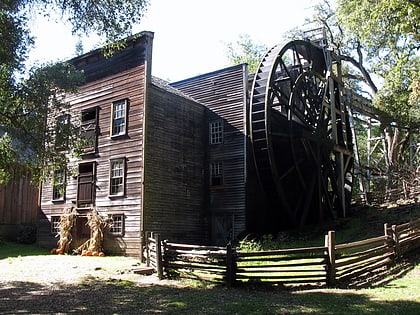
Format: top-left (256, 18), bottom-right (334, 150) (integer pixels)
top-left (27, 0), bottom-right (318, 82)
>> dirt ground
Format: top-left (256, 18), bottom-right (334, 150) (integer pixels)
top-left (0, 254), bottom-right (182, 314)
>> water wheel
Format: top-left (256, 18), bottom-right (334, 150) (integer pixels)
top-left (249, 40), bottom-right (353, 228)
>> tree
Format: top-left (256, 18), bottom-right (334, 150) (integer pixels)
top-left (335, 0), bottom-right (419, 189)
top-left (306, 0), bottom-right (419, 191)
top-left (226, 34), bottom-right (268, 74)
top-left (0, 0), bottom-right (149, 183)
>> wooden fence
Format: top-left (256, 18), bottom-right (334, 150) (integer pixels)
top-left (145, 218), bottom-right (420, 287)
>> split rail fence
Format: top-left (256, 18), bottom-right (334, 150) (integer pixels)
top-left (145, 218), bottom-right (420, 287)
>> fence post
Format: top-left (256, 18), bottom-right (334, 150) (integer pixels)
top-left (226, 243), bottom-right (237, 287)
top-left (325, 230), bottom-right (336, 287)
top-left (140, 230), bottom-right (145, 263)
top-left (154, 233), bottom-right (164, 280)
top-left (145, 232), bottom-right (151, 267)
top-left (384, 223), bottom-right (392, 257)
top-left (391, 225), bottom-right (400, 259)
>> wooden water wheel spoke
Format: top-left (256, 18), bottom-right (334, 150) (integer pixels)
top-left (250, 39), bottom-right (353, 228)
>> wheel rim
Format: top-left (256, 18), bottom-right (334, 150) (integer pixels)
top-left (249, 40), bottom-right (353, 228)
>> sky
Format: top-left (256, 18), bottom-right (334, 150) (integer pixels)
top-left (27, 0), bottom-right (318, 82)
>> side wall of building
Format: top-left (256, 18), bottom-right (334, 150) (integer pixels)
top-left (0, 171), bottom-right (39, 241)
top-left (171, 64), bottom-right (248, 245)
top-left (142, 82), bottom-right (207, 244)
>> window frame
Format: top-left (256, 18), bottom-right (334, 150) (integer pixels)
top-left (52, 169), bottom-right (66, 201)
top-left (109, 214), bottom-right (124, 235)
top-left (109, 158), bottom-right (126, 197)
top-left (55, 114), bottom-right (71, 150)
top-left (209, 120), bottom-right (223, 145)
top-left (51, 216), bottom-right (61, 234)
top-left (210, 161), bottom-right (223, 188)
top-left (110, 99), bottom-right (128, 137)
top-left (80, 107), bottom-right (99, 154)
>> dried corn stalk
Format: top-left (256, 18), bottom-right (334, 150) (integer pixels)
top-left (74, 208), bottom-right (111, 255)
top-left (57, 207), bottom-right (77, 254)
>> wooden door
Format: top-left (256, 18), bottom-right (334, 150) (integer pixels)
top-left (71, 216), bottom-right (90, 250)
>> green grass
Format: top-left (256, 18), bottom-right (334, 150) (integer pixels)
top-left (0, 240), bottom-right (49, 259)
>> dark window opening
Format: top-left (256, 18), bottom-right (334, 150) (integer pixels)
top-left (210, 162), bottom-right (223, 187)
top-left (81, 108), bottom-right (98, 154)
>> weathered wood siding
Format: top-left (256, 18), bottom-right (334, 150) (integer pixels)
top-left (0, 171), bottom-right (39, 240)
top-left (170, 64), bottom-right (248, 245)
top-left (143, 80), bottom-right (207, 243)
top-left (38, 33), bottom-right (153, 256)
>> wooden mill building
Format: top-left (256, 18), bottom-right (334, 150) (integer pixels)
top-left (37, 32), bottom-right (249, 255)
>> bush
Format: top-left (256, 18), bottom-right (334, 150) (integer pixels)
top-left (16, 225), bottom-right (37, 244)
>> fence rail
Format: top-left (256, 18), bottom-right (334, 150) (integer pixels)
top-left (145, 218), bottom-right (420, 287)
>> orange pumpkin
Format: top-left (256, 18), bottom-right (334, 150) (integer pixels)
top-left (85, 250), bottom-right (92, 256)
top-left (92, 251), bottom-right (98, 256)
top-left (98, 252), bottom-right (105, 257)
top-left (56, 249), bottom-right (63, 255)
top-left (50, 248), bottom-right (57, 254)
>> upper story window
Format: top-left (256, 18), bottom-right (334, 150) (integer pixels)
top-left (109, 158), bottom-right (126, 196)
top-left (210, 162), bottom-right (223, 187)
top-left (111, 99), bottom-right (128, 137)
top-left (52, 169), bottom-right (66, 201)
top-left (81, 107), bottom-right (98, 153)
top-left (209, 120), bottom-right (223, 144)
top-left (55, 114), bottom-right (70, 150)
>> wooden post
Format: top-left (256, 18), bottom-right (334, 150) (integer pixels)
top-left (325, 231), bottom-right (336, 287)
top-left (391, 225), bottom-right (400, 259)
top-left (226, 243), bottom-right (236, 287)
top-left (140, 230), bottom-right (145, 263)
top-left (155, 233), bottom-right (164, 280)
top-left (145, 232), bottom-right (151, 267)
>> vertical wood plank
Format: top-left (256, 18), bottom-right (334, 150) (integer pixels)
top-left (325, 230), bottom-right (336, 286)
top-left (226, 243), bottom-right (236, 287)
top-left (155, 233), bottom-right (163, 280)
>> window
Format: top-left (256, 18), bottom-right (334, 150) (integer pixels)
top-left (51, 216), bottom-right (61, 233)
top-left (111, 99), bottom-right (127, 137)
top-left (52, 169), bottom-right (65, 201)
top-left (55, 114), bottom-right (70, 150)
top-left (210, 162), bottom-right (223, 187)
top-left (109, 214), bottom-right (124, 235)
top-left (109, 158), bottom-right (126, 196)
top-left (209, 120), bottom-right (223, 144)
top-left (81, 107), bottom-right (98, 153)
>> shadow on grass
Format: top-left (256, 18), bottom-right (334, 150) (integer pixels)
top-left (341, 253), bottom-right (420, 289)
top-left (0, 277), bottom-right (419, 315)
top-left (0, 241), bottom-right (49, 260)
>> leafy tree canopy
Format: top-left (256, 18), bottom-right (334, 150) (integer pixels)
top-left (0, 0), bottom-right (149, 184)
top-left (226, 34), bottom-right (268, 74)
top-left (336, 0), bottom-right (420, 126)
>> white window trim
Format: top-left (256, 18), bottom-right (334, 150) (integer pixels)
top-left (209, 120), bottom-right (223, 145)
top-left (109, 158), bottom-right (126, 197)
top-left (109, 214), bottom-right (124, 235)
top-left (110, 99), bottom-right (128, 137)
top-left (52, 169), bottom-right (66, 201)
top-left (51, 216), bottom-right (61, 234)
